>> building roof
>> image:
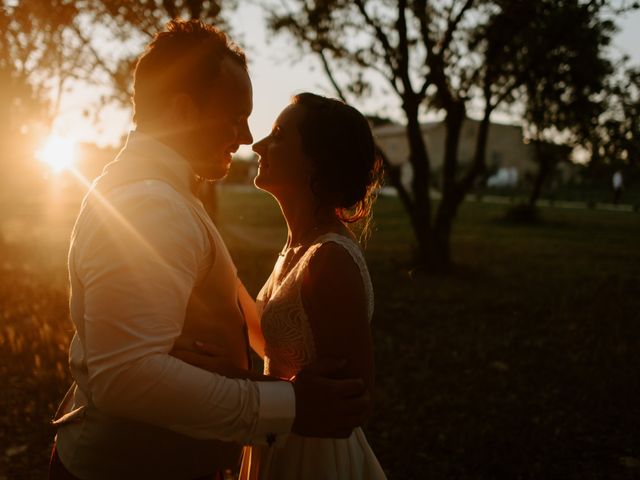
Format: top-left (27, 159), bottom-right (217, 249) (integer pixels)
top-left (373, 118), bottom-right (523, 138)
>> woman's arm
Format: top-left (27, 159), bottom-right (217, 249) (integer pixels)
top-left (301, 243), bottom-right (375, 411)
top-left (237, 280), bottom-right (266, 358)
top-left (171, 280), bottom-right (269, 380)
top-left (171, 343), bottom-right (276, 381)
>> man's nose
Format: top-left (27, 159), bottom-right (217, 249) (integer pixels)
top-left (238, 122), bottom-right (253, 146)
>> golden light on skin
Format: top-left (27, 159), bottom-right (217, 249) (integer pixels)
top-left (35, 135), bottom-right (76, 174)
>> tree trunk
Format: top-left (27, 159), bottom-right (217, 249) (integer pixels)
top-left (433, 106), bottom-right (491, 271)
top-left (375, 145), bottom-right (414, 217)
top-left (529, 143), bottom-right (549, 207)
top-left (429, 201), bottom-right (455, 272)
top-left (404, 99), bottom-right (434, 269)
top-left (430, 101), bottom-right (466, 271)
top-left (455, 109), bottom-right (492, 205)
top-left (441, 102), bottom-right (466, 206)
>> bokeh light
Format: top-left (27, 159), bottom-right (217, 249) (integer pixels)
top-left (35, 135), bottom-right (76, 174)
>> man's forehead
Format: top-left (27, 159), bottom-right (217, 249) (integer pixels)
top-left (220, 57), bottom-right (251, 85)
top-left (213, 57), bottom-right (252, 107)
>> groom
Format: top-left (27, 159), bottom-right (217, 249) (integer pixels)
top-left (50, 20), bottom-right (368, 479)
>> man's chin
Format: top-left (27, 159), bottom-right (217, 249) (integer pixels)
top-left (198, 163), bottom-right (230, 182)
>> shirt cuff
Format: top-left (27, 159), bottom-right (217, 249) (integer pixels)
top-left (251, 381), bottom-right (295, 448)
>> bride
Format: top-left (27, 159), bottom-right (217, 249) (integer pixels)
top-left (177, 92), bottom-right (386, 479)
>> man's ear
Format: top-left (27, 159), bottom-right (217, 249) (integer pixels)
top-left (169, 93), bottom-right (199, 124)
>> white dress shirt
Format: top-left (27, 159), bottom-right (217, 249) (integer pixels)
top-left (55, 131), bottom-right (295, 479)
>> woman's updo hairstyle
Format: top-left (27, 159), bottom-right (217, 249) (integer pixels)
top-left (292, 93), bottom-right (383, 236)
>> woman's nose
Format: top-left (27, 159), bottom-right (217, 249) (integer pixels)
top-left (252, 137), bottom-right (268, 156)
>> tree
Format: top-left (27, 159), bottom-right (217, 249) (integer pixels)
top-left (264, 0), bottom-right (629, 271)
top-left (1, 1), bottom-right (238, 216)
top-left (1, 1), bottom-right (238, 137)
top-left (514, 2), bottom-right (615, 207)
top-left (589, 66), bottom-right (640, 170)
top-left (0, 0), bottom-right (90, 182)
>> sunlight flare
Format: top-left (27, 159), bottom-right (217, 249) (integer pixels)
top-left (35, 135), bottom-right (76, 173)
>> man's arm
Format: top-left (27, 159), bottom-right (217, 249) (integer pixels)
top-left (76, 184), bottom-right (294, 444)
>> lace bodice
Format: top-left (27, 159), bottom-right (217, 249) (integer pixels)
top-left (256, 233), bottom-right (374, 379)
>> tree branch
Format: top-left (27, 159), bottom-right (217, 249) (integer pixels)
top-left (413, 0), bottom-right (455, 106)
top-left (440, 0), bottom-right (475, 54)
top-left (70, 22), bottom-right (119, 81)
top-left (353, 0), bottom-right (401, 90)
top-left (318, 49), bottom-right (348, 102)
top-left (396, 0), bottom-right (416, 96)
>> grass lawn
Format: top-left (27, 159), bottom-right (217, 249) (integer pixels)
top-left (1, 186), bottom-right (639, 479)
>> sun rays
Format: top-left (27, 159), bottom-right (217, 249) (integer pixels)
top-left (66, 164), bottom-right (193, 295)
top-left (31, 131), bottom-right (187, 293)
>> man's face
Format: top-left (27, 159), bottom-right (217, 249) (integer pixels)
top-left (187, 57), bottom-right (253, 180)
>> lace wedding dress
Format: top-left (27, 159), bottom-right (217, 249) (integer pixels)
top-left (239, 233), bottom-right (386, 480)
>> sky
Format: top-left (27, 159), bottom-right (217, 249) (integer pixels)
top-left (52, 4), bottom-right (640, 152)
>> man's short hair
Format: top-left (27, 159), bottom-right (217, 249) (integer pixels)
top-left (132, 19), bottom-right (247, 125)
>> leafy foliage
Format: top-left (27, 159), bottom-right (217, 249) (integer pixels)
top-left (590, 66), bottom-right (640, 169)
top-left (0, 1), bottom-right (86, 177)
top-left (0, 1), bottom-right (238, 127)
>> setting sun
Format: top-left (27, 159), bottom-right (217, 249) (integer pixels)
top-left (35, 135), bottom-right (76, 173)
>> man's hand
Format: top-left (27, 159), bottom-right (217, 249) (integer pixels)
top-left (291, 358), bottom-right (370, 438)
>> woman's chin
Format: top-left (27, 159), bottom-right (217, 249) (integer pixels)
top-left (254, 181), bottom-right (281, 200)
top-left (253, 172), bottom-right (271, 191)
top-left (253, 179), bottom-right (267, 192)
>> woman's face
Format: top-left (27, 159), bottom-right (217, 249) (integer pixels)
top-left (252, 103), bottom-right (311, 197)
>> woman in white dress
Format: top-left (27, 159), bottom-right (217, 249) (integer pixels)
top-left (242, 92), bottom-right (386, 480)
top-left (178, 92), bottom-right (386, 479)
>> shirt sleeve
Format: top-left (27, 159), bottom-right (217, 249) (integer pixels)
top-left (73, 183), bottom-right (295, 444)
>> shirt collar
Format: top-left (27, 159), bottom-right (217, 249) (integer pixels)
top-left (120, 130), bottom-right (200, 193)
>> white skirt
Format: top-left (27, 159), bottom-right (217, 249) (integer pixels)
top-left (239, 428), bottom-right (387, 480)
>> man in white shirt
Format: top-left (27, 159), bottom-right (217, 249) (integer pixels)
top-left (50, 20), bottom-right (369, 480)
